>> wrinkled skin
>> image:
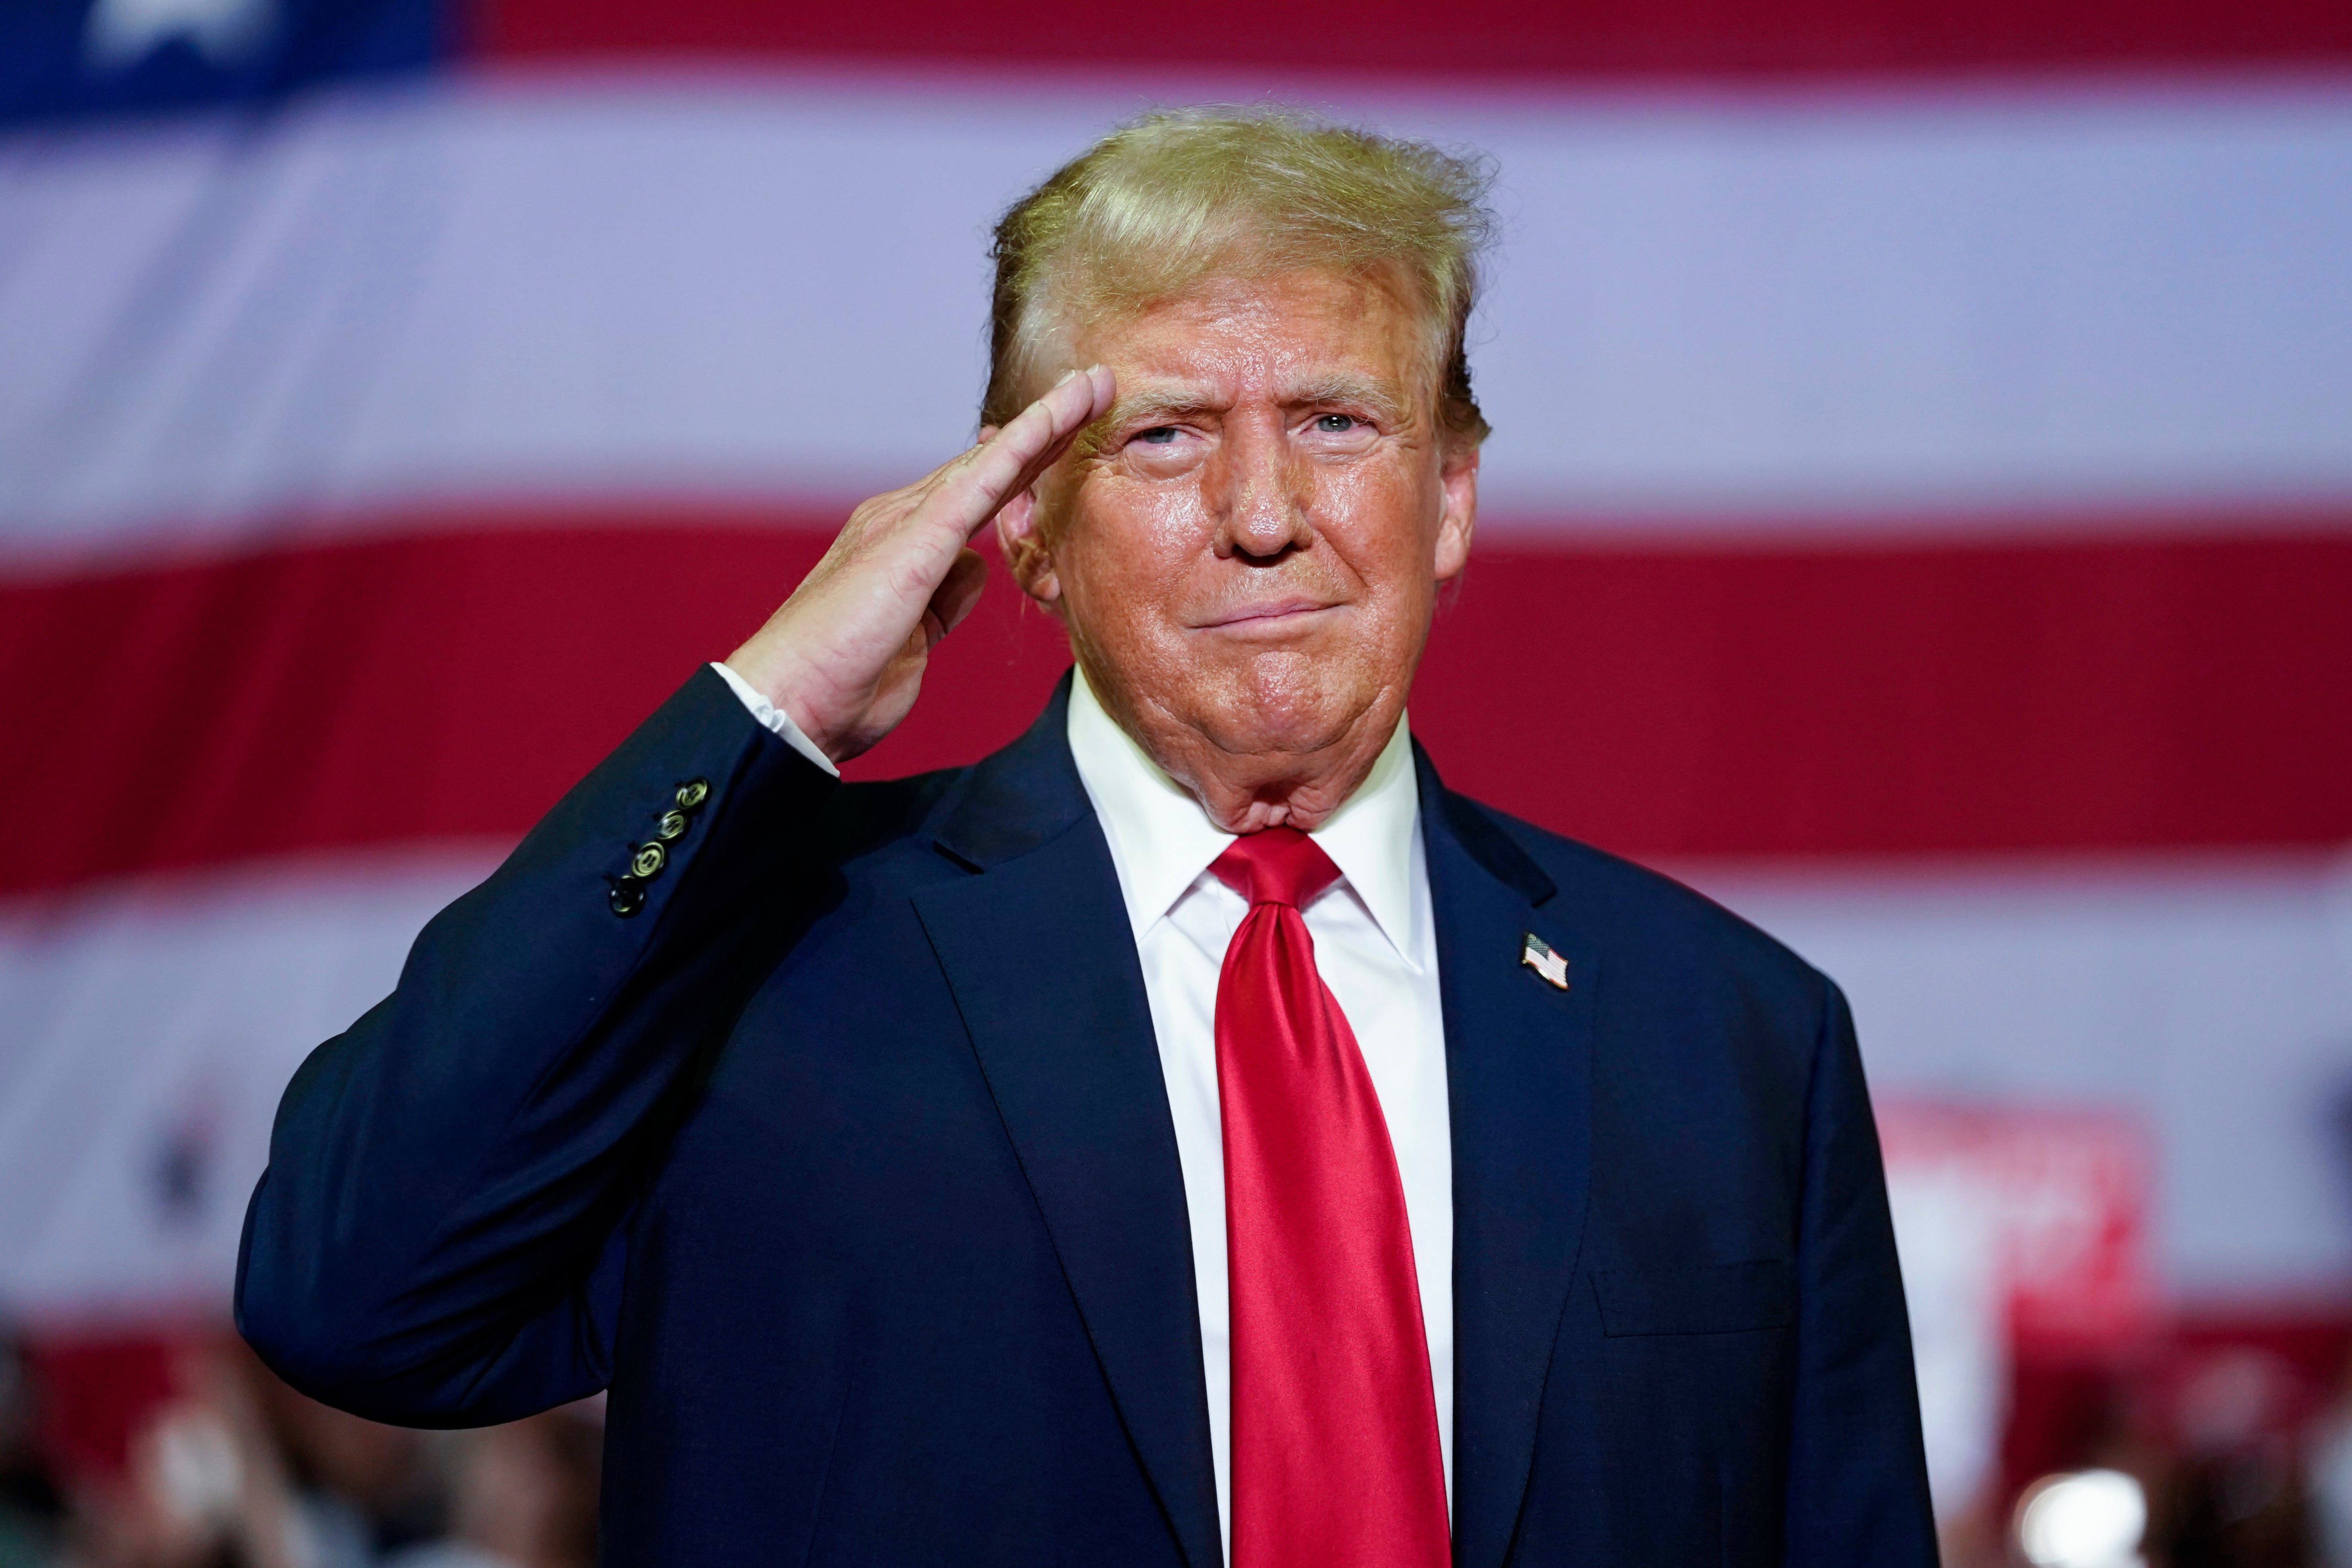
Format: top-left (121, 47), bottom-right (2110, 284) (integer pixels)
top-left (728, 267), bottom-right (1477, 832)
top-left (999, 269), bottom-right (1478, 831)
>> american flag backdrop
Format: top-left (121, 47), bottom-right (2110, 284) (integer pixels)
top-left (2, 0), bottom-right (2349, 1524)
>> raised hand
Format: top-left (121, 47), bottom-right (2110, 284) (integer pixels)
top-left (726, 364), bottom-right (1115, 764)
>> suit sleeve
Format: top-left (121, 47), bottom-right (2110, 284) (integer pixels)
top-left (1781, 979), bottom-right (1942, 1566)
top-left (235, 666), bottom-right (838, 1426)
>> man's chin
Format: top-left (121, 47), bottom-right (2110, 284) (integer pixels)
top-left (1193, 682), bottom-right (1388, 766)
top-left (1088, 637), bottom-right (1396, 767)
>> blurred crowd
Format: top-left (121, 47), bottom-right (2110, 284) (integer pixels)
top-left (0, 1330), bottom-right (597, 1568)
top-left (1934, 1334), bottom-right (2352, 1568)
top-left (5, 1320), bottom-right (2352, 1566)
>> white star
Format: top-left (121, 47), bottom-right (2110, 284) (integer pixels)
top-left (84, 0), bottom-right (277, 70)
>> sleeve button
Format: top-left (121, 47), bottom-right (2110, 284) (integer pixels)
top-left (655, 810), bottom-right (690, 842)
top-left (630, 843), bottom-right (667, 878)
top-left (609, 879), bottom-right (646, 917)
top-left (676, 779), bottom-right (710, 811)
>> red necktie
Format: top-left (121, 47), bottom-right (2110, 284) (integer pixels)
top-left (1211, 827), bottom-right (1449, 1568)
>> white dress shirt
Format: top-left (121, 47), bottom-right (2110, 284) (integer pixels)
top-left (719, 661), bottom-right (1454, 1553)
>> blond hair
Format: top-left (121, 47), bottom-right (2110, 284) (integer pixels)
top-left (981, 108), bottom-right (1495, 444)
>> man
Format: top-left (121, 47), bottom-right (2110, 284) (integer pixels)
top-left (238, 110), bottom-right (1937, 1566)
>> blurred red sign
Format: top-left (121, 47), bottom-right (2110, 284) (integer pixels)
top-left (1879, 1102), bottom-right (2159, 1352)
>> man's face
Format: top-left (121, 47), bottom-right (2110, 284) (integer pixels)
top-left (1004, 268), bottom-right (1478, 782)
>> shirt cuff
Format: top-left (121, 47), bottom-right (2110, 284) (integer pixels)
top-left (711, 662), bottom-right (840, 778)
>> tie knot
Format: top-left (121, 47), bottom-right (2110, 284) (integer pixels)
top-left (1210, 826), bottom-right (1342, 910)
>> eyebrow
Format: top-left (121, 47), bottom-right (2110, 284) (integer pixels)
top-left (1079, 374), bottom-right (1411, 455)
top-left (1285, 374), bottom-right (1409, 422)
top-left (1105, 387), bottom-right (1223, 427)
top-left (1077, 387), bottom-right (1220, 457)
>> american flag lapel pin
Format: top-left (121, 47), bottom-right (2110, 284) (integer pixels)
top-left (1521, 932), bottom-right (1570, 990)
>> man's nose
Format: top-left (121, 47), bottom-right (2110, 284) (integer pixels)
top-left (1211, 428), bottom-right (1315, 560)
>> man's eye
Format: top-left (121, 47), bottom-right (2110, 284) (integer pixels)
top-left (1135, 426), bottom-right (1180, 445)
top-left (1314, 414), bottom-right (1359, 433)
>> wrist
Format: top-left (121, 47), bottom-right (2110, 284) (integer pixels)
top-left (723, 641), bottom-right (835, 754)
top-left (716, 642), bottom-right (843, 773)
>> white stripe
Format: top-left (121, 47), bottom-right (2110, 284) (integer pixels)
top-left (0, 847), bottom-right (498, 1315)
top-left (1, 844), bottom-right (2346, 1312)
top-left (1, 71), bottom-right (2348, 570)
top-left (1685, 850), bottom-right (2352, 1298)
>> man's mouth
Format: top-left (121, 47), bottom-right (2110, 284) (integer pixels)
top-left (1194, 597), bottom-right (1339, 631)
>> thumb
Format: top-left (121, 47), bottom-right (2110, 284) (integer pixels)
top-left (922, 548), bottom-right (989, 647)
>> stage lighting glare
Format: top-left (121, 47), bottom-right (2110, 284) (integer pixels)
top-left (2016, 1468), bottom-right (2148, 1568)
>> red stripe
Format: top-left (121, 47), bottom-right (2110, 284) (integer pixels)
top-left (476, 0), bottom-right (2352, 77)
top-left (1418, 527), bottom-right (2352, 860)
top-left (2, 513), bottom-right (2347, 898)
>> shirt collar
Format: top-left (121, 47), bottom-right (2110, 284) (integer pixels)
top-left (1065, 664), bottom-right (1424, 972)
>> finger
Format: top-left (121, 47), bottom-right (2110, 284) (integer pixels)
top-left (939, 366), bottom-right (1115, 539)
top-left (854, 428), bottom-right (1010, 550)
top-left (1007, 364), bottom-right (1114, 488)
top-left (888, 370), bottom-right (1101, 545)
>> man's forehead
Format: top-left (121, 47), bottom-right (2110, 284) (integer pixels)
top-left (1098, 304), bottom-right (1417, 396)
top-left (1106, 368), bottom-right (1406, 414)
top-left (1073, 266), bottom-right (1416, 355)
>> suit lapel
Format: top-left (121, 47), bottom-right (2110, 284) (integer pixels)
top-left (1419, 749), bottom-right (1596, 1568)
top-left (906, 701), bottom-right (1590, 1568)
top-left (911, 679), bottom-right (1221, 1568)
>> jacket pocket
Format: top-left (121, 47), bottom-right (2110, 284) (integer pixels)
top-left (1591, 1259), bottom-right (1795, 1337)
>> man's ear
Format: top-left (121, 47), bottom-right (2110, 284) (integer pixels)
top-left (995, 485), bottom-right (1062, 608)
top-left (1432, 437), bottom-right (1480, 584)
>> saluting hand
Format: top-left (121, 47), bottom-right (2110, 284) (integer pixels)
top-left (726, 365), bottom-right (1115, 765)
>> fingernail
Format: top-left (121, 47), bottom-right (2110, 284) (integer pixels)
top-left (1052, 368), bottom-right (1077, 388)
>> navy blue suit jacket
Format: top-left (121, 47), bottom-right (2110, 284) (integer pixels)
top-left (237, 666), bottom-right (1937, 1566)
